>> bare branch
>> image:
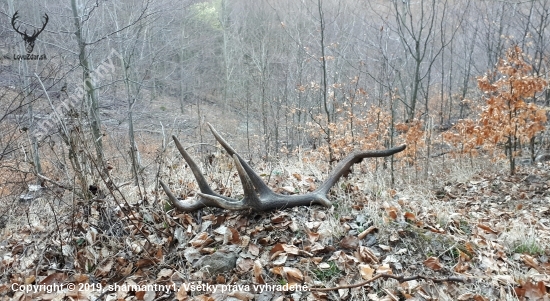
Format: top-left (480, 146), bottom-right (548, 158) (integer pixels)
top-left (310, 273), bottom-right (466, 292)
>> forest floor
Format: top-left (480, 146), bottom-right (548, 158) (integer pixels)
top-left (1, 155), bottom-right (549, 301)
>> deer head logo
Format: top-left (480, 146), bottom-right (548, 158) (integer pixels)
top-left (11, 11), bottom-right (49, 54)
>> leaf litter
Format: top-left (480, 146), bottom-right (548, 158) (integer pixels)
top-left (0, 162), bottom-right (549, 300)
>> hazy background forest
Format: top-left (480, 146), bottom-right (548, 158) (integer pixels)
top-left (1, 0), bottom-right (550, 299)
top-left (1, 0), bottom-right (549, 195)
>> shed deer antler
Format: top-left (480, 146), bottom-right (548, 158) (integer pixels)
top-left (160, 123), bottom-right (406, 212)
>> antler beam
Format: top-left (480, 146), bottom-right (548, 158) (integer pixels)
top-left (160, 123), bottom-right (406, 212)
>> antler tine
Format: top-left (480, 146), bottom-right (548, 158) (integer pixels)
top-left (172, 135), bottom-right (214, 195)
top-left (194, 155), bottom-right (262, 211)
top-left (206, 122), bottom-right (238, 156)
top-left (206, 123), bottom-right (273, 196)
top-left (316, 144), bottom-right (407, 195)
top-left (232, 154), bottom-right (262, 209)
top-left (159, 180), bottom-right (210, 211)
top-left (160, 135), bottom-right (248, 211)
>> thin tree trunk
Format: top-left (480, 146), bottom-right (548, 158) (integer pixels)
top-left (71, 0), bottom-right (105, 166)
top-left (7, 0), bottom-right (42, 177)
top-left (318, 0), bottom-right (333, 163)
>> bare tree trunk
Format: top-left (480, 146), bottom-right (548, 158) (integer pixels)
top-left (460, 27), bottom-right (477, 118)
top-left (71, 0), bottom-right (105, 166)
top-left (7, 0), bottom-right (42, 177)
top-left (390, 88), bottom-right (396, 186)
top-left (318, 0), bottom-right (333, 163)
top-left (119, 44), bottom-right (142, 188)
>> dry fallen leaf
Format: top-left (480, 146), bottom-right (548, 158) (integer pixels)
top-left (39, 273), bottom-right (67, 286)
top-left (359, 264), bottom-right (375, 280)
top-left (190, 232), bottom-right (214, 247)
top-left (493, 275), bottom-right (516, 285)
top-left (74, 274), bottom-right (89, 284)
top-left (356, 246), bottom-right (379, 263)
top-left (248, 244), bottom-right (260, 256)
top-left (458, 249), bottom-right (471, 261)
top-left (136, 290), bottom-right (156, 301)
top-left (477, 223), bottom-right (499, 234)
top-left (457, 293), bottom-right (474, 300)
top-left (423, 257), bottom-right (443, 271)
top-left (228, 291), bottom-right (255, 301)
top-left (253, 259), bottom-right (265, 284)
top-left (386, 206), bottom-right (398, 220)
top-left (305, 227), bottom-right (320, 243)
top-left (24, 275), bottom-right (36, 285)
top-left (376, 264), bottom-right (393, 275)
top-left (237, 258), bottom-right (254, 272)
top-left (338, 278), bottom-right (350, 299)
top-left (464, 242), bottom-right (476, 254)
top-left (357, 226), bottom-right (378, 240)
top-left (340, 236), bottom-right (360, 250)
top-left (176, 284), bottom-right (188, 301)
top-left (271, 214), bottom-right (287, 223)
top-left (518, 278), bottom-right (548, 300)
top-left (281, 186), bottom-right (295, 194)
top-left (270, 266), bottom-right (304, 286)
top-left (282, 244), bottom-right (301, 255)
top-left (272, 254), bottom-right (288, 265)
top-left (157, 268), bottom-right (173, 279)
top-left (194, 294), bottom-right (215, 301)
top-left (120, 262), bottom-right (134, 276)
top-left (454, 259), bottom-right (469, 273)
top-left (378, 244), bottom-right (391, 251)
top-left (136, 259), bottom-right (155, 268)
top-left (227, 227), bottom-right (241, 244)
top-left (404, 212), bottom-right (415, 221)
top-left (270, 243), bottom-right (285, 257)
top-left (521, 254), bottom-right (542, 272)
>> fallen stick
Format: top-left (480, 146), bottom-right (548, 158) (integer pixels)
top-left (309, 273), bottom-right (466, 292)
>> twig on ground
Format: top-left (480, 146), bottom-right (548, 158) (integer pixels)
top-left (309, 273), bottom-right (466, 292)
